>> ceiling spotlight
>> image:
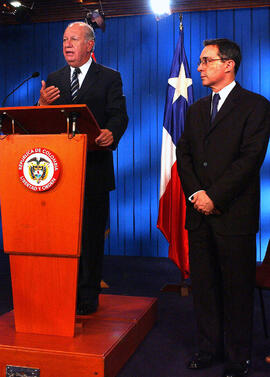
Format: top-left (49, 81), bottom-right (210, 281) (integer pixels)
top-left (150, 0), bottom-right (171, 21)
top-left (85, 9), bottom-right (105, 32)
top-left (84, 0), bottom-right (105, 32)
top-left (1, 1), bottom-right (34, 22)
top-left (10, 1), bottom-right (22, 7)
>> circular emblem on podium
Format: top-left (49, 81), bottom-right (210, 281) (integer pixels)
top-left (18, 148), bottom-right (60, 192)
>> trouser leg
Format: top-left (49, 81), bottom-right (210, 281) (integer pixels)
top-left (188, 220), bottom-right (224, 356)
top-left (189, 219), bottom-right (256, 362)
top-left (214, 233), bottom-right (256, 363)
top-left (77, 191), bottom-right (109, 302)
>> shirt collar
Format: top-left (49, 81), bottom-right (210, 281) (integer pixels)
top-left (212, 80), bottom-right (236, 102)
top-left (70, 57), bottom-right (92, 76)
top-left (211, 80), bottom-right (236, 111)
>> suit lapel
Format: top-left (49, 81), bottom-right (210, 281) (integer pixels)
top-left (75, 61), bottom-right (100, 104)
top-left (59, 66), bottom-right (72, 103)
top-left (207, 82), bottom-right (242, 135)
top-left (200, 95), bottom-right (212, 135)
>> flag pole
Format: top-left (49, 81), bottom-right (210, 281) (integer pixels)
top-left (178, 12), bottom-right (191, 296)
top-left (159, 12), bottom-right (192, 296)
top-left (179, 13), bottom-right (183, 31)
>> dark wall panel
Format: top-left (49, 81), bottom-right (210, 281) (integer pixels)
top-left (0, 8), bottom-right (269, 261)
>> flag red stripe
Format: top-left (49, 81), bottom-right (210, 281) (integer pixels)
top-left (157, 162), bottom-right (189, 279)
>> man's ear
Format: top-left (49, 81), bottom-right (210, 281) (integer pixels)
top-left (225, 59), bottom-right (235, 73)
top-left (87, 40), bottom-right (95, 53)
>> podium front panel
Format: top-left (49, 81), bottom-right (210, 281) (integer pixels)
top-left (0, 134), bottom-right (87, 257)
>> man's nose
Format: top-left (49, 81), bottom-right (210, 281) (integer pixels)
top-left (197, 64), bottom-right (203, 72)
top-left (64, 39), bottom-right (72, 47)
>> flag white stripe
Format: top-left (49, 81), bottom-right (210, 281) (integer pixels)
top-left (159, 127), bottom-right (176, 198)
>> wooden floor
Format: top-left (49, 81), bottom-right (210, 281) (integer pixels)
top-left (0, 294), bottom-right (157, 377)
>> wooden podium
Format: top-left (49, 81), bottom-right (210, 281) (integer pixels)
top-left (0, 104), bottom-right (101, 337)
top-left (0, 105), bottom-right (157, 377)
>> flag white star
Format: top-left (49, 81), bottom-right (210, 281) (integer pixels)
top-left (168, 63), bottom-right (192, 103)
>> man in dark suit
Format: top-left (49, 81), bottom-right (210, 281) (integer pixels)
top-left (176, 38), bottom-right (269, 377)
top-left (38, 22), bottom-right (128, 315)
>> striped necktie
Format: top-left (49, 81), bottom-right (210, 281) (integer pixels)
top-left (211, 93), bottom-right (220, 123)
top-left (71, 67), bottom-right (81, 102)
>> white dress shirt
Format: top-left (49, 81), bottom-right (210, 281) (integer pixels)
top-left (211, 80), bottom-right (236, 112)
top-left (70, 57), bottom-right (92, 88)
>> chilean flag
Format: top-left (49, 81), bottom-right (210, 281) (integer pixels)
top-left (157, 28), bottom-right (193, 279)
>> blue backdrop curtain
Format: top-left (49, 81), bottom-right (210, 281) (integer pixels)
top-left (0, 8), bottom-right (269, 260)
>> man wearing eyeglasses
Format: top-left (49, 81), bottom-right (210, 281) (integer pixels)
top-left (176, 39), bottom-right (270, 377)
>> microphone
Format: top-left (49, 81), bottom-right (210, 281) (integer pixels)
top-left (31, 72), bottom-right (40, 78)
top-left (1, 72), bottom-right (40, 107)
top-left (70, 111), bottom-right (80, 137)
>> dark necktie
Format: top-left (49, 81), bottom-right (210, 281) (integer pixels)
top-left (211, 93), bottom-right (220, 123)
top-left (71, 67), bottom-right (81, 102)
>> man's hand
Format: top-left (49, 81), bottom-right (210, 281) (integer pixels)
top-left (39, 80), bottom-right (60, 105)
top-left (191, 190), bottom-right (215, 215)
top-left (95, 129), bottom-right (114, 147)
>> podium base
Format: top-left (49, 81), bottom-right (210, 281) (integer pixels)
top-left (0, 294), bottom-right (157, 377)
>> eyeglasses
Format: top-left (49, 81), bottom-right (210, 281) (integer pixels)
top-left (197, 57), bottom-right (229, 67)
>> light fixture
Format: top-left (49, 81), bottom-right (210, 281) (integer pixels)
top-left (1, 1), bottom-right (34, 22)
top-left (84, 0), bottom-right (105, 32)
top-left (150, 0), bottom-right (171, 21)
top-left (10, 1), bottom-right (22, 7)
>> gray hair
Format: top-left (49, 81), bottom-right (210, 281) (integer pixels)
top-left (66, 22), bottom-right (95, 42)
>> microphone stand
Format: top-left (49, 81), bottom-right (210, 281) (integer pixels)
top-left (0, 72), bottom-right (40, 134)
top-left (1, 72), bottom-right (40, 107)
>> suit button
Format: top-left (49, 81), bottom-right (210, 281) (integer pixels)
top-left (203, 161), bottom-right (208, 167)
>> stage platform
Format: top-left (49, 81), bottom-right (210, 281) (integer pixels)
top-left (0, 294), bottom-right (157, 377)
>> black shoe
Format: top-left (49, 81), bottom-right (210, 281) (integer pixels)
top-left (76, 297), bottom-right (99, 315)
top-left (187, 352), bottom-right (214, 369)
top-left (222, 361), bottom-right (249, 377)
